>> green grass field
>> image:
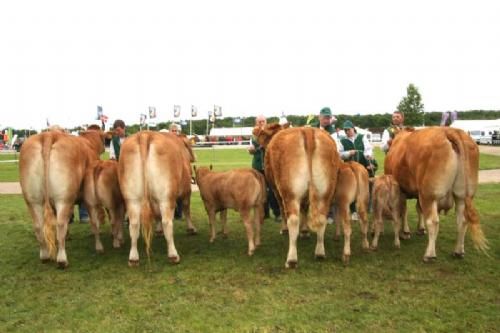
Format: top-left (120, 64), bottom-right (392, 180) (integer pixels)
top-left (0, 146), bottom-right (499, 332)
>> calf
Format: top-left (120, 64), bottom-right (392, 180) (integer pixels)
top-left (194, 166), bottom-right (266, 256)
top-left (83, 160), bottom-right (125, 252)
top-left (370, 175), bottom-right (407, 250)
top-left (332, 161), bottom-right (370, 260)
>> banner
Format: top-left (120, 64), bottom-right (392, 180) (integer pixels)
top-left (46, 118), bottom-right (50, 127)
top-left (191, 105), bottom-right (197, 117)
top-left (440, 112), bottom-right (449, 126)
top-left (97, 105), bottom-right (103, 120)
top-left (214, 105), bottom-right (222, 117)
top-left (149, 106), bottom-right (157, 119)
top-left (174, 105), bottom-right (181, 118)
top-left (140, 114), bottom-right (147, 126)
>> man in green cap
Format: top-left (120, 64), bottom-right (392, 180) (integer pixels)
top-left (310, 107), bottom-right (336, 135)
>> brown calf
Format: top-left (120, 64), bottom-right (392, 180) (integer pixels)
top-left (370, 175), bottom-right (407, 250)
top-left (194, 166), bottom-right (266, 256)
top-left (332, 161), bottom-right (370, 262)
top-left (83, 160), bottom-right (125, 252)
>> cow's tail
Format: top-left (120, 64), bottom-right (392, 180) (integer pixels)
top-left (445, 129), bottom-right (489, 253)
top-left (139, 133), bottom-right (154, 258)
top-left (303, 129), bottom-right (321, 232)
top-left (42, 133), bottom-right (57, 259)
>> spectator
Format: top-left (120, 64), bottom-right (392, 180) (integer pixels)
top-left (169, 123), bottom-right (183, 219)
top-left (381, 111), bottom-right (404, 153)
top-left (110, 119), bottom-right (126, 161)
top-left (248, 115), bottom-right (281, 221)
top-left (311, 107), bottom-right (337, 135)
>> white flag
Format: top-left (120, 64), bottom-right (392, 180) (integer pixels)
top-left (191, 105), bottom-right (197, 117)
top-left (140, 114), bottom-right (147, 126)
top-left (214, 105), bottom-right (222, 117)
top-left (149, 106), bottom-right (157, 119)
top-left (174, 105), bottom-right (181, 118)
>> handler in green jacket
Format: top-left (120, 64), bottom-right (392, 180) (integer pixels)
top-left (110, 119), bottom-right (126, 161)
top-left (338, 120), bottom-right (376, 177)
top-left (310, 107), bottom-right (337, 135)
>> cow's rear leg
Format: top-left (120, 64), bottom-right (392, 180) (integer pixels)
top-left (208, 209), bottom-right (217, 243)
top-left (55, 203), bottom-right (73, 268)
top-left (160, 203), bottom-right (180, 264)
top-left (314, 218), bottom-right (327, 260)
top-left (400, 199), bottom-right (412, 238)
top-left (88, 205), bottom-right (104, 253)
top-left (127, 201), bottom-right (141, 266)
top-left (453, 199), bottom-right (467, 258)
top-left (339, 205), bottom-right (351, 264)
top-left (391, 210), bottom-right (402, 249)
top-left (370, 208), bottom-right (383, 250)
top-left (110, 205), bottom-right (125, 248)
top-left (415, 201), bottom-right (426, 237)
top-left (285, 202), bottom-right (300, 268)
top-left (241, 210), bottom-right (255, 256)
top-left (421, 199), bottom-right (439, 262)
top-left (28, 204), bottom-right (51, 262)
top-left (357, 206), bottom-right (370, 251)
top-left (254, 205), bottom-right (263, 248)
top-left (182, 194), bottom-right (197, 235)
top-left (299, 208), bottom-right (310, 238)
top-left (220, 209), bottom-right (229, 238)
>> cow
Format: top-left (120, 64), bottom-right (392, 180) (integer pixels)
top-left (332, 161), bottom-right (370, 260)
top-left (370, 174), bottom-right (407, 250)
top-left (253, 124), bottom-right (340, 268)
top-left (415, 192), bottom-right (454, 235)
top-left (194, 166), bottom-right (266, 256)
top-left (118, 131), bottom-right (195, 266)
top-left (385, 126), bottom-right (488, 261)
top-left (82, 159), bottom-right (125, 252)
top-left (19, 127), bottom-right (105, 268)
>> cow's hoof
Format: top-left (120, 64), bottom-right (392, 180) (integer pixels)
top-left (128, 260), bottom-right (139, 267)
top-left (186, 228), bottom-right (197, 236)
top-left (342, 255), bottom-right (350, 265)
top-left (168, 256), bottom-right (180, 264)
top-left (394, 244), bottom-right (401, 250)
top-left (280, 229), bottom-right (289, 236)
top-left (400, 232), bottom-right (411, 240)
top-left (417, 229), bottom-right (426, 236)
top-left (57, 261), bottom-right (68, 269)
top-left (112, 242), bottom-right (121, 249)
top-left (315, 254), bottom-right (326, 261)
top-left (248, 251), bottom-right (254, 257)
top-left (370, 245), bottom-right (378, 251)
top-left (285, 260), bottom-right (297, 269)
top-left (422, 256), bottom-right (437, 263)
top-left (452, 252), bottom-right (465, 259)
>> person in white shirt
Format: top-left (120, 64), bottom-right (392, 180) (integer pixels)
top-left (381, 111), bottom-right (404, 153)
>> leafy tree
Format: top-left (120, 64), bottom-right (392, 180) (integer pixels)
top-left (397, 83), bottom-right (424, 126)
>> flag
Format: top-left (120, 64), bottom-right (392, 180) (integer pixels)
top-left (97, 105), bottom-right (103, 120)
top-left (191, 105), bottom-right (197, 117)
top-left (140, 113), bottom-right (147, 126)
top-left (149, 106), bottom-right (157, 119)
top-left (174, 105), bottom-right (181, 118)
top-left (440, 112), bottom-right (449, 126)
top-left (450, 111), bottom-right (458, 123)
top-left (46, 118), bottom-right (50, 127)
top-left (214, 105), bottom-right (222, 117)
top-left (209, 111), bottom-right (215, 123)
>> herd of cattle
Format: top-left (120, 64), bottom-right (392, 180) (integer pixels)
top-left (18, 124), bottom-right (488, 269)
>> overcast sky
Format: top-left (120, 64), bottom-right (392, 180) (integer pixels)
top-left (1, 0), bottom-right (499, 130)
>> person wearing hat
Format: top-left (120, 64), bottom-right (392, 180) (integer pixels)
top-left (310, 107), bottom-right (336, 135)
top-left (338, 119), bottom-right (377, 220)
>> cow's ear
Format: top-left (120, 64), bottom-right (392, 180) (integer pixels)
top-left (209, 164), bottom-right (213, 170)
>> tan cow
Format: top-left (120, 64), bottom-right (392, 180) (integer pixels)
top-left (385, 127), bottom-right (488, 261)
top-left (332, 161), bottom-right (370, 261)
top-left (82, 159), bottom-right (125, 252)
top-left (370, 175), bottom-right (407, 250)
top-left (194, 166), bottom-right (266, 256)
top-left (254, 124), bottom-right (340, 268)
top-left (119, 131), bottom-right (195, 266)
top-left (19, 127), bottom-right (105, 268)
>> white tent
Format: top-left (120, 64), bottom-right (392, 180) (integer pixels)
top-left (450, 119), bottom-right (500, 132)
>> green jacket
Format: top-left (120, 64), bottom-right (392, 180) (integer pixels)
top-left (340, 134), bottom-right (377, 177)
top-left (112, 135), bottom-right (122, 161)
top-left (251, 136), bottom-right (264, 171)
top-left (310, 121), bottom-right (336, 135)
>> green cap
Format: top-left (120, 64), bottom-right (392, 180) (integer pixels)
top-left (343, 120), bottom-right (354, 129)
top-left (319, 107), bottom-right (332, 117)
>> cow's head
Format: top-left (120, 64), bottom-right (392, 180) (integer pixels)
top-left (252, 123), bottom-right (290, 148)
top-left (193, 165), bottom-right (211, 184)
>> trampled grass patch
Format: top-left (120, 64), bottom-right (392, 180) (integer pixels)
top-left (0, 184), bottom-right (499, 332)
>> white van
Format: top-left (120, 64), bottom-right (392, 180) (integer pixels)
top-left (468, 130), bottom-right (481, 144)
